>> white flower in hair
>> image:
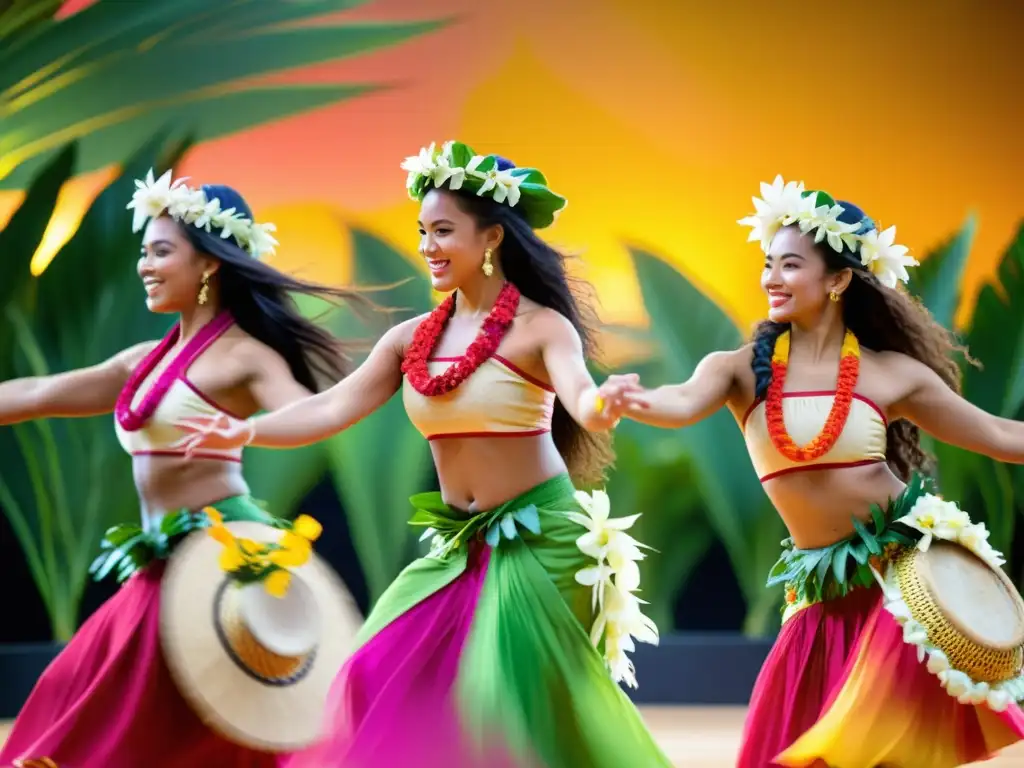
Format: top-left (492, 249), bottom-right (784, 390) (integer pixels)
top-left (126, 169), bottom-right (278, 259)
top-left (193, 196), bottom-right (223, 231)
top-left (128, 169), bottom-right (178, 233)
top-left (248, 222), bottom-right (280, 260)
top-left (400, 142), bottom-right (439, 190)
top-left (466, 155), bottom-right (524, 206)
top-left (737, 175), bottom-right (807, 252)
top-left (431, 142), bottom-right (467, 190)
top-left (858, 225), bottom-right (918, 289)
top-left (795, 195), bottom-right (860, 253)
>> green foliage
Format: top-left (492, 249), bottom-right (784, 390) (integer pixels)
top-left (610, 248), bottom-right (787, 635)
top-left (0, 0), bottom-right (442, 638)
top-left (244, 228), bottom-right (434, 603)
top-left (915, 219), bottom-right (1024, 576)
top-left (321, 231), bottom-right (434, 602)
top-left (0, 135), bottom-right (185, 640)
top-left (603, 423), bottom-right (714, 632)
top-left (768, 474), bottom-right (928, 605)
top-left (0, 0), bottom-right (445, 187)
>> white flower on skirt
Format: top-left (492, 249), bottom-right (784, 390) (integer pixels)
top-left (896, 494), bottom-right (971, 551)
top-left (569, 489), bottom-right (659, 688)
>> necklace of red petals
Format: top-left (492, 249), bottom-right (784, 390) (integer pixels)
top-left (402, 281), bottom-right (520, 397)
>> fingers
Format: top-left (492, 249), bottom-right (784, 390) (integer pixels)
top-left (621, 391), bottom-right (651, 410)
top-left (173, 416), bottom-right (219, 434)
top-left (596, 373), bottom-right (647, 418)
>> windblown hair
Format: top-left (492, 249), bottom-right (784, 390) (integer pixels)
top-left (434, 166), bottom-right (614, 485)
top-left (750, 203), bottom-right (969, 481)
top-left (177, 184), bottom-right (380, 392)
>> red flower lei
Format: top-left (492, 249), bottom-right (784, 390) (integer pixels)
top-left (402, 281), bottom-right (521, 396)
top-left (765, 329), bottom-right (860, 462)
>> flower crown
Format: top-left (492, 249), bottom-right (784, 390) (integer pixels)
top-left (400, 140), bottom-right (567, 229)
top-left (738, 175), bottom-right (918, 289)
top-left (126, 169), bottom-right (279, 259)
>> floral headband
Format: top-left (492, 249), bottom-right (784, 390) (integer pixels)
top-left (126, 169), bottom-right (279, 259)
top-left (400, 140), bottom-right (567, 229)
top-left (738, 175), bottom-right (918, 289)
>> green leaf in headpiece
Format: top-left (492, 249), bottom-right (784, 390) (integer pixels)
top-left (402, 139), bottom-right (567, 229)
top-left (802, 190), bottom-right (836, 208)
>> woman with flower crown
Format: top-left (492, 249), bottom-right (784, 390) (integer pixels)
top-left (174, 140), bottom-right (672, 767)
top-left (0, 173), bottom-right (375, 768)
top-left (611, 177), bottom-right (1024, 766)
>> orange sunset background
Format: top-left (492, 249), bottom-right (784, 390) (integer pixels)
top-left (4, 0), bottom-right (1022, 335)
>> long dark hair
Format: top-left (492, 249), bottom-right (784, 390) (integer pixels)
top-left (750, 202), bottom-right (968, 480)
top-left (179, 184), bottom-right (379, 392)
top-left (438, 183), bottom-right (614, 485)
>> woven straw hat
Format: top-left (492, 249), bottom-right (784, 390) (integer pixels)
top-left (160, 520), bottom-right (362, 752)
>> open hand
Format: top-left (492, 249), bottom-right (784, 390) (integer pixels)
top-left (172, 413), bottom-right (253, 456)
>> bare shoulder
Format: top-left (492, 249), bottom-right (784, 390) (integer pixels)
top-left (870, 350), bottom-right (940, 400)
top-left (116, 340), bottom-right (160, 373)
top-left (388, 313), bottom-right (429, 357)
top-left (519, 302), bottom-right (576, 336)
top-left (872, 349), bottom-right (928, 378)
top-left (704, 344), bottom-right (752, 377)
top-left (216, 326), bottom-right (283, 371)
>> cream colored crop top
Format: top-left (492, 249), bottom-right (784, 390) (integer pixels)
top-left (114, 313), bottom-right (243, 462)
top-left (743, 391), bottom-right (887, 482)
top-left (403, 356), bottom-right (555, 440)
top-left (114, 378), bottom-right (244, 461)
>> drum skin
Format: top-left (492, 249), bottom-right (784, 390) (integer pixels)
top-left (894, 540), bottom-right (1024, 684)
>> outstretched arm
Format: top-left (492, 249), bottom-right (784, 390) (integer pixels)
top-left (0, 342), bottom-right (154, 425)
top-left (177, 321), bottom-right (408, 451)
top-left (890, 354), bottom-right (1024, 463)
top-left (620, 350), bottom-right (738, 429)
top-left (540, 312), bottom-right (645, 431)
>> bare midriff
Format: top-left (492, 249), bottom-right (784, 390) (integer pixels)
top-left (763, 461), bottom-right (907, 549)
top-left (428, 433), bottom-right (569, 512)
top-left (133, 454), bottom-right (249, 526)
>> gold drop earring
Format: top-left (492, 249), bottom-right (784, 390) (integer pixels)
top-left (482, 248), bottom-right (494, 277)
top-left (829, 290), bottom-right (839, 303)
top-left (198, 272), bottom-right (211, 305)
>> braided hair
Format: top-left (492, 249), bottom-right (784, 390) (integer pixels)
top-left (749, 202), bottom-right (966, 480)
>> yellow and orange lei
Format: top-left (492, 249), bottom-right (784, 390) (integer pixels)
top-left (765, 329), bottom-right (860, 462)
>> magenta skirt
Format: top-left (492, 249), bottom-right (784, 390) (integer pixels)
top-left (0, 565), bottom-right (276, 768)
top-left (738, 586), bottom-right (1024, 767)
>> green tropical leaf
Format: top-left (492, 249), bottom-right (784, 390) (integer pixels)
top-left (909, 215), bottom-right (976, 330)
top-left (0, 135), bottom-right (190, 639)
top-left (961, 223), bottom-right (1024, 418)
top-left (322, 228), bottom-right (434, 602)
top-left (0, 141), bottom-right (75, 363)
top-left (0, 0), bottom-right (61, 42)
top-left (626, 246), bottom-right (782, 633)
top-left (604, 429), bottom-right (713, 632)
top-left (0, 1), bottom-right (445, 187)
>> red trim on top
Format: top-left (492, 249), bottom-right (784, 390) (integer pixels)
top-left (178, 377), bottom-right (247, 420)
top-left (759, 459), bottom-right (884, 483)
top-left (131, 450), bottom-right (242, 463)
top-left (425, 356), bottom-right (555, 392)
top-left (492, 355), bottom-right (555, 392)
top-left (426, 428), bottom-right (550, 441)
top-left (741, 391), bottom-right (887, 429)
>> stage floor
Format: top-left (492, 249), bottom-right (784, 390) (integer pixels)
top-left (4, 707), bottom-right (1024, 765)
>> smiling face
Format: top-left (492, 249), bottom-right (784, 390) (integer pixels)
top-left (761, 225), bottom-right (851, 324)
top-left (417, 189), bottom-right (502, 292)
top-left (138, 216), bottom-right (218, 313)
